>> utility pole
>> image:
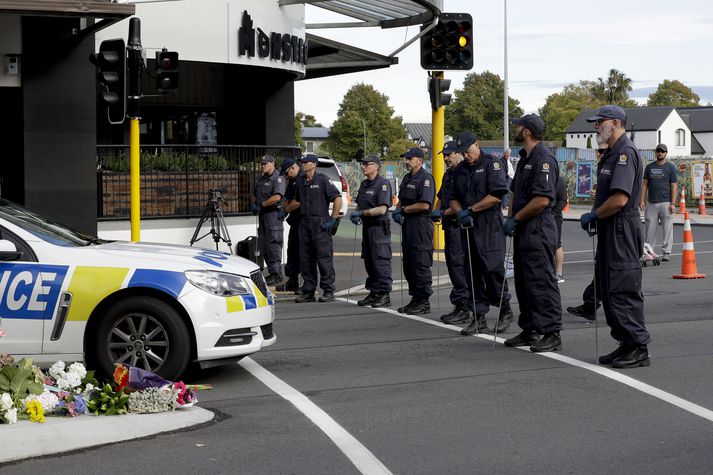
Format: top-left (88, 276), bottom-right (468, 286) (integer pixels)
top-left (503, 0), bottom-right (509, 151)
top-left (127, 18), bottom-right (142, 242)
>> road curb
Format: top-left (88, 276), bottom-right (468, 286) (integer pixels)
top-left (0, 406), bottom-right (214, 464)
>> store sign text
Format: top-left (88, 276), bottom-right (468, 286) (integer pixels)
top-left (238, 11), bottom-right (308, 66)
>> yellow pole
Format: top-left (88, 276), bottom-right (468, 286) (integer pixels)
top-left (130, 117), bottom-right (140, 241)
top-left (432, 71), bottom-right (445, 250)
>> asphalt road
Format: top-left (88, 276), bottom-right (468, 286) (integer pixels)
top-left (5, 221), bottom-right (713, 474)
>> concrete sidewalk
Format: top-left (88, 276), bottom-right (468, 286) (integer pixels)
top-left (0, 406), bottom-right (214, 464)
top-left (562, 204), bottom-right (713, 225)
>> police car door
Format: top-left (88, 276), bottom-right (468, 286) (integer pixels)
top-left (0, 226), bottom-right (47, 355)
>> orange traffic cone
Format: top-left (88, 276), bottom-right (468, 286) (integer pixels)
top-left (679, 186), bottom-right (686, 213)
top-left (673, 212), bottom-right (706, 279)
top-left (698, 186), bottom-right (707, 215)
top-left (563, 199), bottom-right (570, 213)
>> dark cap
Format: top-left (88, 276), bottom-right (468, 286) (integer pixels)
top-left (454, 131), bottom-right (478, 153)
top-left (440, 140), bottom-right (458, 155)
top-left (360, 155), bottom-right (381, 165)
top-left (655, 143), bottom-right (668, 152)
top-left (260, 154), bottom-right (276, 164)
top-left (586, 105), bottom-right (627, 122)
top-left (280, 159), bottom-right (297, 175)
top-left (400, 147), bottom-right (424, 159)
top-left (512, 114), bottom-right (545, 137)
top-left (301, 153), bottom-right (318, 164)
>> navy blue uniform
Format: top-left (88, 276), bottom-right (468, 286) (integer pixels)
top-left (399, 168), bottom-right (436, 300)
top-left (283, 171), bottom-right (303, 282)
top-left (451, 153), bottom-right (511, 316)
top-left (510, 142), bottom-right (562, 333)
top-left (294, 172), bottom-right (340, 294)
top-left (595, 134), bottom-right (650, 346)
top-left (253, 170), bottom-right (286, 275)
top-left (438, 163), bottom-right (469, 308)
top-left (356, 175), bottom-right (393, 294)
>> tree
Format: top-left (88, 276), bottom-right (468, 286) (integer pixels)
top-left (647, 80), bottom-right (700, 107)
top-left (294, 112), bottom-right (324, 149)
top-left (591, 68), bottom-right (637, 107)
top-left (325, 84), bottom-right (406, 161)
top-left (539, 81), bottom-right (604, 142)
top-left (445, 71), bottom-right (523, 140)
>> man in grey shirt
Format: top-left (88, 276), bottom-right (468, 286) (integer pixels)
top-left (640, 143), bottom-right (678, 261)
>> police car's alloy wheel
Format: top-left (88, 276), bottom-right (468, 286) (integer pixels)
top-left (92, 296), bottom-right (191, 381)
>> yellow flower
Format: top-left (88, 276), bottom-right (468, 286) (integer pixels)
top-left (26, 399), bottom-right (45, 423)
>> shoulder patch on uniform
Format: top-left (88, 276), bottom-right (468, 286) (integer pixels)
top-left (618, 154), bottom-right (628, 165)
top-left (424, 179), bottom-right (431, 187)
top-left (277, 177), bottom-right (283, 183)
top-left (493, 161), bottom-right (501, 171)
top-left (542, 162), bottom-right (550, 171)
top-left (382, 184), bottom-right (388, 191)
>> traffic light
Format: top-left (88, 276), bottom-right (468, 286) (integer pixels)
top-left (89, 39), bottom-right (126, 123)
top-left (420, 13), bottom-right (473, 71)
top-left (156, 49), bottom-right (179, 92)
top-left (428, 76), bottom-right (451, 110)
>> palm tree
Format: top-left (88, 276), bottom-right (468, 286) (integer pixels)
top-left (594, 69), bottom-right (632, 104)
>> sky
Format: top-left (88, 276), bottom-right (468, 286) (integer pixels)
top-left (294, 0), bottom-right (713, 127)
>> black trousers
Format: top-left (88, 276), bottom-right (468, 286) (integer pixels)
top-left (299, 216), bottom-right (335, 294)
top-left (284, 218), bottom-right (301, 281)
top-left (361, 220), bottom-right (392, 293)
top-left (513, 214), bottom-right (562, 334)
top-left (258, 211), bottom-right (283, 275)
top-left (402, 215), bottom-right (433, 300)
top-left (443, 224), bottom-right (469, 306)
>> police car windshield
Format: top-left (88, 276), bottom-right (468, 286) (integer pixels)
top-left (0, 199), bottom-right (97, 247)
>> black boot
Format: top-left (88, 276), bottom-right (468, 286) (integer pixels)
top-left (611, 345), bottom-right (650, 368)
top-left (275, 279), bottom-right (299, 292)
top-left (566, 304), bottom-right (596, 321)
top-left (295, 292), bottom-right (315, 303)
top-left (598, 342), bottom-right (628, 365)
top-left (371, 293), bottom-right (391, 308)
top-left (460, 313), bottom-right (488, 336)
top-left (441, 305), bottom-right (471, 324)
top-left (357, 293), bottom-right (378, 306)
top-left (530, 332), bottom-right (562, 352)
top-left (265, 273), bottom-right (282, 285)
top-left (440, 306), bottom-right (459, 320)
top-left (504, 329), bottom-right (539, 347)
top-left (318, 291), bottom-right (335, 303)
top-left (406, 299), bottom-right (430, 315)
top-left (494, 303), bottom-right (514, 333)
top-left (398, 299), bottom-right (417, 314)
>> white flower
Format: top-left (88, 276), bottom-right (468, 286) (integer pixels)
top-left (68, 362), bottom-right (87, 380)
top-left (84, 383), bottom-right (94, 392)
top-left (49, 360), bottom-right (66, 380)
top-left (0, 393), bottom-right (12, 411)
top-left (5, 407), bottom-right (17, 424)
top-left (24, 390), bottom-right (60, 412)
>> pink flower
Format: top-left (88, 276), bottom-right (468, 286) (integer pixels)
top-left (0, 328), bottom-right (5, 338)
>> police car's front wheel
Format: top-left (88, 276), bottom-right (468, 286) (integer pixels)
top-left (92, 296), bottom-right (192, 381)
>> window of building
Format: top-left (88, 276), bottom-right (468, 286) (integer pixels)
top-left (675, 129), bottom-right (685, 146)
top-left (306, 141), bottom-right (314, 152)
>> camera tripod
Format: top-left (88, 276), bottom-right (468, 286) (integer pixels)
top-left (189, 190), bottom-right (232, 252)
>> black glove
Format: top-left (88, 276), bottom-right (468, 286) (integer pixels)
top-left (250, 203), bottom-right (260, 215)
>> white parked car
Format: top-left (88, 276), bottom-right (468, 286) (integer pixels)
top-left (316, 156), bottom-right (349, 216)
top-left (0, 199), bottom-right (275, 379)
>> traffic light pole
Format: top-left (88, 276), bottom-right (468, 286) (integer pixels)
top-left (432, 71), bottom-right (445, 250)
top-left (128, 18), bottom-right (142, 242)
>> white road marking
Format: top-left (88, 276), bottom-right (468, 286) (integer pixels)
top-left (339, 298), bottom-right (713, 423)
top-left (239, 357), bottom-right (393, 475)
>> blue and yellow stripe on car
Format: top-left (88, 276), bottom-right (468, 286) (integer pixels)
top-left (225, 281), bottom-right (270, 314)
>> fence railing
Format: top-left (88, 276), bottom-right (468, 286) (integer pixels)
top-left (97, 144), bottom-right (302, 219)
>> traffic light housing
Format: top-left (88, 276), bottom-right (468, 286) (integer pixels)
top-left (428, 76), bottom-right (451, 110)
top-left (420, 12), bottom-right (473, 71)
top-left (156, 49), bottom-right (179, 92)
top-left (90, 39), bottom-right (126, 123)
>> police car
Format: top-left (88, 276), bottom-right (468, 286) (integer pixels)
top-left (0, 199), bottom-right (275, 380)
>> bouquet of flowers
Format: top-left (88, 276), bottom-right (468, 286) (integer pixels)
top-left (0, 392), bottom-right (18, 424)
top-left (113, 364), bottom-right (209, 413)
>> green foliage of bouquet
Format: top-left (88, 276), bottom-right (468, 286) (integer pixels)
top-left (86, 384), bottom-right (129, 416)
top-left (0, 358), bottom-right (44, 408)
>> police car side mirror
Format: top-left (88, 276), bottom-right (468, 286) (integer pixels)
top-left (0, 239), bottom-right (22, 261)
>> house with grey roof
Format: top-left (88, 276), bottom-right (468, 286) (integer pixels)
top-left (566, 106), bottom-right (692, 156)
top-left (404, 123), bottom-right (432, 148)
top-left (677, 107), bottom-right (713, 155)
top-left (302, 126), bottom-right (330, 153)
